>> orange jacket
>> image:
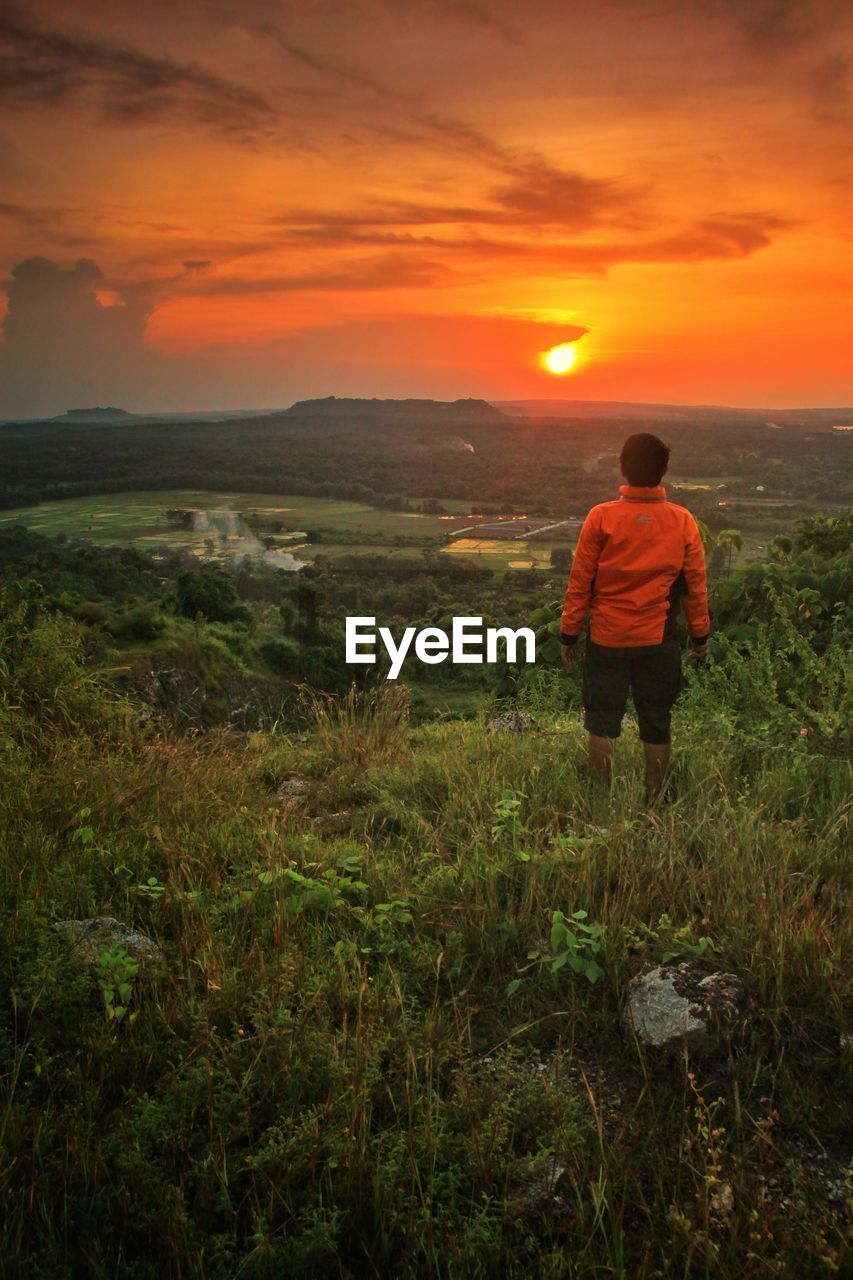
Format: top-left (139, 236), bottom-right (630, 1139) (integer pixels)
top-left (560, 484), bottom-right (711, 648)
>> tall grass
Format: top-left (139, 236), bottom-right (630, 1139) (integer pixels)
top-left (1, 626), bottom-right (850, 1277)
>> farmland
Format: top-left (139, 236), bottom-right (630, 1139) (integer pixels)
top-left (0, 491), bottom-right (580, 571)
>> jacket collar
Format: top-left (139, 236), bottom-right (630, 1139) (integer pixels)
top-left (619, 484), bottom-right (666, 502)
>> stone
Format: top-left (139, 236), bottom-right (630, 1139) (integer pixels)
top-left (276, 776), bottom-right (310, 809)
top-left (52, 917), bottom-right (165, 967)
top-left (505, 1152), bottom-right (574, 1226)
top-left (488, 709), bottom-right (538, 734)
top-left (312, 809), bottom-right (354, 833)
top-left (621, 962), bottom-right (746, 1055)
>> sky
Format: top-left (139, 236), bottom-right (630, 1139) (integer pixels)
top-left (1, 0), bottom-right (852, 417)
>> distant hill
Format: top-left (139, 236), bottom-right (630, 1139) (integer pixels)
top-left (54, 406), bottom-right (136, 422)
top-left (281, 396), bottom-right (507, 421)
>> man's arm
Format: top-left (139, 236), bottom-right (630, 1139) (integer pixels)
top-left (560, 510), bottom-right (603, 649)
top-left (682, 515), bottom-right (711, 655)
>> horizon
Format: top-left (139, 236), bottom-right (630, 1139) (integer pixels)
top-left (2, 2), bottom-right (853, 417)
top-left (5, 391), bottom-right (853, 428)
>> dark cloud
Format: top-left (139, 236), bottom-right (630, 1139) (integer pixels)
top-left (683, 0), bottom-right (853, 123)
top-left (0, 14), bottom-right (276, 139)
top-left (488, 162), bottom-right (634, 231)
top-left (0, 255), bottom-right (160, 417)
top-left (157, 254), bottom-right (457, 296)
top-left (271, 204), bottom-right (791, 276)
top-left (244, 18), bottom-right (529, 172)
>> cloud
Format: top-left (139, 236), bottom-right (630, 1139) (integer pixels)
top-left (271, 204), bottom-right (792, 278)
top-left (683, 0), bottom-right (853, 123)
top-left (0, 14), bottom-right (276, 139)
top-left (161, 254), bottom-right (458, 296)
top-left (0, 255), bottom-right (161, 417)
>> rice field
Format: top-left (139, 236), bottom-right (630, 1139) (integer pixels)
top-left (0, 492), bottom-right (579, 571)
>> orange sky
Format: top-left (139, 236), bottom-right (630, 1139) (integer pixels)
top-left (2, 0), bottom-right (853, 415)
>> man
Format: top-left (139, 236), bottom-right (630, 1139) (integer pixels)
top-left (559, 433), bottom-right (710, 800)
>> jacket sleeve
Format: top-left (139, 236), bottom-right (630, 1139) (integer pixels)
top-left (682, 515), bottom-right (711, 641)
top-left (560, 509), bottom-right (603, 643)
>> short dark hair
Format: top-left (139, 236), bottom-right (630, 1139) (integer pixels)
top-left (619, 433), bottom-right (670, 486)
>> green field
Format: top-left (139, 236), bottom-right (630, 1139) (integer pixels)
top-left (0, 492), bottom-right (468, 561)
top-left (442, 537), bottom-right (563, 569)
top-left (0, 492), bottom-right (579, 570)
top-left (0, 489), bottom-right (779, 570)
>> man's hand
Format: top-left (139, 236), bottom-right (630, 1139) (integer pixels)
top-left (560, 643), bottom-right (577, 671)
top-left (689, 639), bottom-right (709, 661)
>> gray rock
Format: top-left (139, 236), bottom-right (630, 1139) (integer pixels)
top-left (505, 1152), bottom-right (574, 1226)
top-left (312, 809), bottom-right (354, 833)
top-left (488, 709), bottom-right (539, 734)
top-left (276, 776), bottom-right (310, 809)
top-left (52, 917), bottom-right (165, 967)
top-left (621, 962), bottom-right (745, 1055)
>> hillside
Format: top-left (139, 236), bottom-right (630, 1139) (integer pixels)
top-left (1, 517), bottom-right (850, 1278)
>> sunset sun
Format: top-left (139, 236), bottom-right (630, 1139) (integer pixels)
top-left (543, 343), bottom-right (579, 375)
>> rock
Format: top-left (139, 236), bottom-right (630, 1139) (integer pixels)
top-left (505, 1152), bottom-right (574, 1226)
top-left (621, 962), bottom-right (746, 1055)
top-left (276, 776), bottom-right (310, 809)
top-left (52, 917), bottom-right (165, 967)
top-left (312, 809), bottom-right (354, 833)
top-left (488, 709), bottom-right (539, 734)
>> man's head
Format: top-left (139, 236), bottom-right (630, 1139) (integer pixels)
top-left (619, 433), bottom-right (670, 487)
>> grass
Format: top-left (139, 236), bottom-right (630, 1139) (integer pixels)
top-left (1, 629), bottom-right (851, 1277)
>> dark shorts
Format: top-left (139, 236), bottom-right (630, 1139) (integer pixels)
top-left (582, 638), bottom-right (683, 745)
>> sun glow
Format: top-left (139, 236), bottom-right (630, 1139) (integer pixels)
top-left (543, 343), bottom-right (579, 375)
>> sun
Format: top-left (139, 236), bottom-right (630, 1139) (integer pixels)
top-left (542, 343), bottom-right (579, 375)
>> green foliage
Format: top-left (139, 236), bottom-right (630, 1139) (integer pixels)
top-left (94, 944), bottom-right (139, 1024)
top-left (507, 910), bottom-right (606, 995)
top-left (624, 914), bottom-right (719, 964)
top-left (545, 909), bottom-right (605, 984)
top-left (491, 786), bottom-right (528, 851)
top-left (794, 510), bottom-right (853, 557)
top-left (252, 852), bottom-right (368, 921)
top-left (0, 579), bottom-right (117, 733)
top-left (175, 568), bottom-right (250, 624)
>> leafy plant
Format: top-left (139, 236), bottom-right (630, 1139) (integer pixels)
top-left (491, 787), bottom-right (531, 860)
top-left (508, 909), bottom-right (605, 995)
top-left (625, 914), bottom-right (718, 964)
top-left (253, 852), bottom-right (368, 921)
top-left (547, 910), bottom-right (605, 983)
top-left (72, 806), bottom-right (95, 848)
top-left (112, 864), bottom-right (168, 900)
top-left (94, 945), bottom-right (139, 1025)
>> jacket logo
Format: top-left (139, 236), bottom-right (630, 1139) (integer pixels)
top-left (635, 515), bottom-right (653, 523)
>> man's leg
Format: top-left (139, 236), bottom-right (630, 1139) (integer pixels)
top-left (632, 640), bottom-right (682, 803)
top-left (642, 741), bottom-right (671, 798)
top-left (582, 641), bottom-right (628, 783)
top-left (588, 732), bottom-right (615, 782)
